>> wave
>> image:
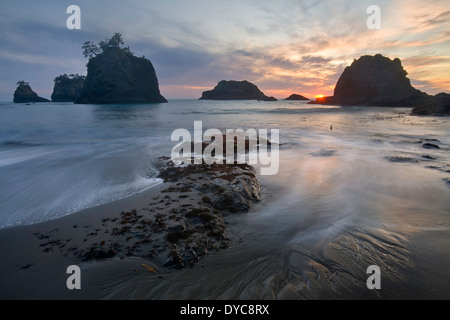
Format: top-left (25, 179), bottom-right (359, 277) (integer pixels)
top-left (1, 140), bottom-right (44, 147)
top-left (0, 174), bottom-right (163, 229)
top-left (182, 107), bottom-right (342, 115)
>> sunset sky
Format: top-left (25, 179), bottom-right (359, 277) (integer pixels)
top-left (0, 0), bottom-right (449, 100)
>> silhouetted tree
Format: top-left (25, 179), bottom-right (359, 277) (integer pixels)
top-left (16, 80), bottom-right (29, 86)
top-left (82, 33), bottom-right (129, 58)
top-left (108, 33), bottom-right (124, 47)
top-left (54, 74), bottom-right (85, 84)
top-left (82, 41), bottom-right (101, 58)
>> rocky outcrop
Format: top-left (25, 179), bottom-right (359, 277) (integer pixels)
top-left (259, 96), bottom-right (278, 101)
top-left (34, 159), bottom-right (262, 269)
top-left (411, 93), bottom-right (450, 116)
top-left (13, 82), bottom-right (50, 103)
top-left (200, 80), bottom-right (272, 101)
top-left (51, 74), bottom-right (85, 102)
top-left (310, 54), bottom-right (429, 107)
top-left (156, 161), bottom-right (261, 268)
top-left (285, 94), bottom-right (309, 101)
top-left (75, 47), bottom-right (167, 104)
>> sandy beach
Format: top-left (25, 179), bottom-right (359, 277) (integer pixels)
top-left (1, 102), bottom-right (449, 300)
top-left (0, 159), bottom-right (264, 299)
top-left (2, 157), bottom-right (450, 299)
top-left (2, 0), bottom-right (450, 304)
top-left (0, 183), bottom-right (167, 299)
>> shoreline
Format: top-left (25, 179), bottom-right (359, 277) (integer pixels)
top-left (0, 183), bottom-right (168, 299)
top-left (0, 161), bottom-right (263, 299)
top-left (1, 105), bottom-right (449, 300)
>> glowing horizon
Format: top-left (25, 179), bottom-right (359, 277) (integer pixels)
top-left (0, 0), bottom-right (449, 100)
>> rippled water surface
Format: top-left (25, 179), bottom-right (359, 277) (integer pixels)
top-left (1, 100), bottom-right (449, 298)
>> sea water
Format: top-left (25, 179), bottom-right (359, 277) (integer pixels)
top-left (1, 100), bottom-right (450, 298)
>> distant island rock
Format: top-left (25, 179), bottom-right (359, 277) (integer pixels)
top-left (200, 80), bottom-right (275, 101)
top-left (51, 74), bottom-right (85, 102)
top-left (310, 54), bottom-right (429, 107)
top-left (261, 96), bottom-right (278, 101)
top-left (13, 81), bottom-right (50, 103)
top-left (411, 93), bottom-right (450, 116)
top-left (285, 94), bottom-right (309, 101)
top-left (75, 33), bottom-right (167, 104)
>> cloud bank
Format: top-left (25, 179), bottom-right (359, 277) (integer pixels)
top-left (0, 0), bottom-right (449, 100)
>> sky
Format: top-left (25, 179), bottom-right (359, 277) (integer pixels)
top-left (0, 0), bottom-right (449, 100)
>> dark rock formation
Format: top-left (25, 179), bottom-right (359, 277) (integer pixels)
top-left (200, 80), bottom-right (271, 100)
top-left (411, 93), bottom-right (450, 116)
top-left (285, 94), bottom-right (309, 101)
top-left (34, 156), bottom-right (262, 269)
top-left (310, 54), bottom-right (430, 107)
top-left (158, 162), bottom-right (261, 213)
top-left (422, 143), bottom-right (440, 149)
top-left (35, 160), bottom-right (261, 269)
top-left (158, 161), bottom-right (261, 268)
top-left (385, 156), bottom-right (419, 164)
top-left (13, 81), bottom-right (50, 103)
top-left (75, 47), bottom-right (167, 104)
top-left (51, 74), bottom-right (85, 102)
top-left (259, 96), bottom-right (278, 101)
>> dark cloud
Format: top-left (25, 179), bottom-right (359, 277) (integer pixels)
top-left (424, 10), bottom-right (450, 26)
top-left (0, 0), bottom-right (449, 99)
top-left (232, 50), bottom-right (254, 57)
top-left (299, 55), bottom-right (333, 65)
top-left (267, 55), bottom-right (332, 70)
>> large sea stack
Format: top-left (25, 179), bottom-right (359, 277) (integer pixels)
top-left (312, 54), bottom-right (430, 107)
top-left (13, 81), bottom-right (50, 103)
top-left (200, 80), bottom-right (276, 101)
top-left (75, 34), bottom-right (167, 104)
top-left (51, 74), bottom-right (85, 102)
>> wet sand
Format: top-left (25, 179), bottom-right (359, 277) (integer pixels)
top-left (1, 108), bottom-right (450, 300)
top-left (1, 170), bottom-right (450, 300)
top-left (0, 161), bottom-right (262, 299)
top-left (0, 183), bottom-right (168, 299)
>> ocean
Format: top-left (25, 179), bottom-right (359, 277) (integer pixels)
top-left (1, 100), bottom-right (449, 227)
top-left (1, 100), bottom-right (450, 298)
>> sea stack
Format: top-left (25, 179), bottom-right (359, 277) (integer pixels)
top-left (13, 81), bottom-right (50, 103)
top-left (285, 94), bottom-right (309, 101)
top-left (51, 74), bottom-right (85, 102)
top-left (311, 54), bottom-right (429, 107)
top-left (75, 34), bottom-right (167, 104)
top-left (200, 80), bottom-right (276, 101)
top-left (411, 93), bottom-right (450, 116)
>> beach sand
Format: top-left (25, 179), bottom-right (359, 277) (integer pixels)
top-left (2, 178), bottom-right (450, 299)
top-left (0, 161), bottom-right (263, 299)
top-left (1, 153), bottom-right (450, 300)
top-left (0, 183), bottom-right (170, 299)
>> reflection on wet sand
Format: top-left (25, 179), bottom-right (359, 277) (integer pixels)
top-left (96, 132), bottom-right (450, 299)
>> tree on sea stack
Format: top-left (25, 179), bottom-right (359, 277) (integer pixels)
top-left (16, 80), bottom-right (30, 87)
top-left (82, 33), bottom-right (128, 58)
top-left (76, 33), bottom-right (167, 104)
top-left (13, 81), bottom-right (50, 103)
top-left (51, 74), bottom-right (85, 102)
